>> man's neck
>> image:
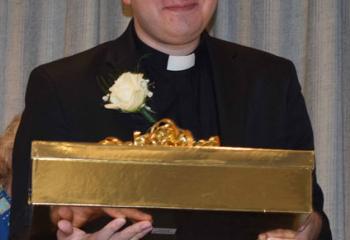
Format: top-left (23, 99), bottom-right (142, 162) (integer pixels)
top-left (134, 23), bottom-right (200, 56)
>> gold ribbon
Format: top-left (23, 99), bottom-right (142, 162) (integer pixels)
top-left (100, 118), bottom-right (220, 147)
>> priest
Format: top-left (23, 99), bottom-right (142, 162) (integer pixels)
top-left (11, 0), bottom-right (332, 239)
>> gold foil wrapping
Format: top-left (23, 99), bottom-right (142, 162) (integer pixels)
top-left (31, 141), bottom-right (313, 214)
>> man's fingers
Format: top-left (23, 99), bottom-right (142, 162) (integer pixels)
top-left (297, 213), bottom-right (313, 232)
top-left (258, 236), bottom-right (295, 240)
top-left (130, 227), bottom-right (153, 240)
top-left (58, 220), bottom-right (74, 235)
top-left (111, 221), bottom-right (152, 240)
top-left (56, 218), bottom-right (152, 240)
top-left (258, 229), bottom-right (297, 239)
top-left (267, 229), bottom-right (297, 238)
top-left (57, 230), bottom-right (69, 240)
top-left (120, 208), bottom-right (153, 221)
top-left (51, 206), bottom-right (99, 227)
top-left (104, 208), bottom-right (152, 222)
top-left (57, 220), bottom-right (87, 240)
top-left (51, 206), bottom-right (74, 224)
top-left (59, 207), bottom-right (74, 222)
top-left (52, 206), bottom-right (151, 231)
top-left (93, 218), bottom-right (127, 239)
top-left (264, 238), bottom-right (294, 240)
top-left (69, 207), bottom-right (103, 227)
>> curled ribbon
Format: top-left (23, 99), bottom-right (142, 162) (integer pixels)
top-left (100, 118), bottom-right (220, 147)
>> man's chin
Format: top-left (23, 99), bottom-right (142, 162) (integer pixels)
top-left (162, 28), bottom-right (203, 44)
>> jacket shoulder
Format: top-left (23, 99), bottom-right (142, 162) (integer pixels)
top-left (32, 40), bottom-right (115, 78)
top-left (207, 36), bottom-right (293, 67)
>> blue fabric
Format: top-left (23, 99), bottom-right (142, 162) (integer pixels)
top-left (0, 186), bottom-right (11, 240)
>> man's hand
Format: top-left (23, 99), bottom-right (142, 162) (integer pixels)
top-left (257, 212), bottom-right (322, 240)
top-left (51, 206), bottom-right (152, 228)
top-left (57, 218), bottom-right (152, 240)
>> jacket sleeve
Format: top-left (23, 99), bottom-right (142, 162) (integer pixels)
top-left (10, 66), bottom-right (69, 239)
top-left (285, 62), bottom-right (332, 240)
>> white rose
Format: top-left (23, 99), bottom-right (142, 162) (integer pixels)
top-left (103, 72), bottom-right (153, 112)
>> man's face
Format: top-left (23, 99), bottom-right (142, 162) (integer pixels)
top-left (123, 0), bottom-right (218, 51)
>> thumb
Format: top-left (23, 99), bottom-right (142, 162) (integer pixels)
top-left (58, 220), bottom-right (74, 235)
top-left (51, 206), bottom-right (74, 225)
top-left (57, 220), bottom-right (88, 240)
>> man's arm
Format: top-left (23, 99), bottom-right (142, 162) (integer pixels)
top-left (285, 62), bottom-right (331, 239)
top-left (10, 66), bottom-right (151, 239)
top-left (10, 66), bottom-right (71, 239)
top-left (259, 61), bottom-right (331, 240)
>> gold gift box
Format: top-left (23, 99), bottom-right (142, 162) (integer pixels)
top-left (30, 141), bottom-right (314, 238)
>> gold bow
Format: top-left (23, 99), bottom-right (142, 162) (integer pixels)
top-left (100, 118), bottom-right (220, 147)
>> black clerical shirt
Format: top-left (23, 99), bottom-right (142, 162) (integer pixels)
top-left (132, 29), bottom-right (219, 140)
top-left (131, 30), bottom-right (237, 240)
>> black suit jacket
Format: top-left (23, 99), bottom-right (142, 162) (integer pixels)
top-left (11, 23), bottom-right (332, 239)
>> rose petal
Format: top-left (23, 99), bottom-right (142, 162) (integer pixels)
top-left (104, 72), bottom-right (151, 112)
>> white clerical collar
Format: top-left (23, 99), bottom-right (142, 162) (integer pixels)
top-left (166, 53), bottom-right (195, 71)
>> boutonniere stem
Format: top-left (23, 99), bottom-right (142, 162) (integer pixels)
top-left (139, 107), bottom-right (156, 123)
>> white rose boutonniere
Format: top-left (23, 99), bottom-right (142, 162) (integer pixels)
top-left (102, 72), bottom-right (155, 123)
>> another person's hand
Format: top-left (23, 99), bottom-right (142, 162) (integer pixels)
top-left (51, 206), bottom-right (152, 228)
top-left (57, 218), bottom-right (152, 240)
top-left (257, 212), bottom-right (322, 240)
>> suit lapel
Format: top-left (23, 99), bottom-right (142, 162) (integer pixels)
top-left (206, 37), bottom-right (249, 147)
top-left (102, 23), bottom-right (139, 75)
top-left (93, 22), bottom-right (141, 141)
